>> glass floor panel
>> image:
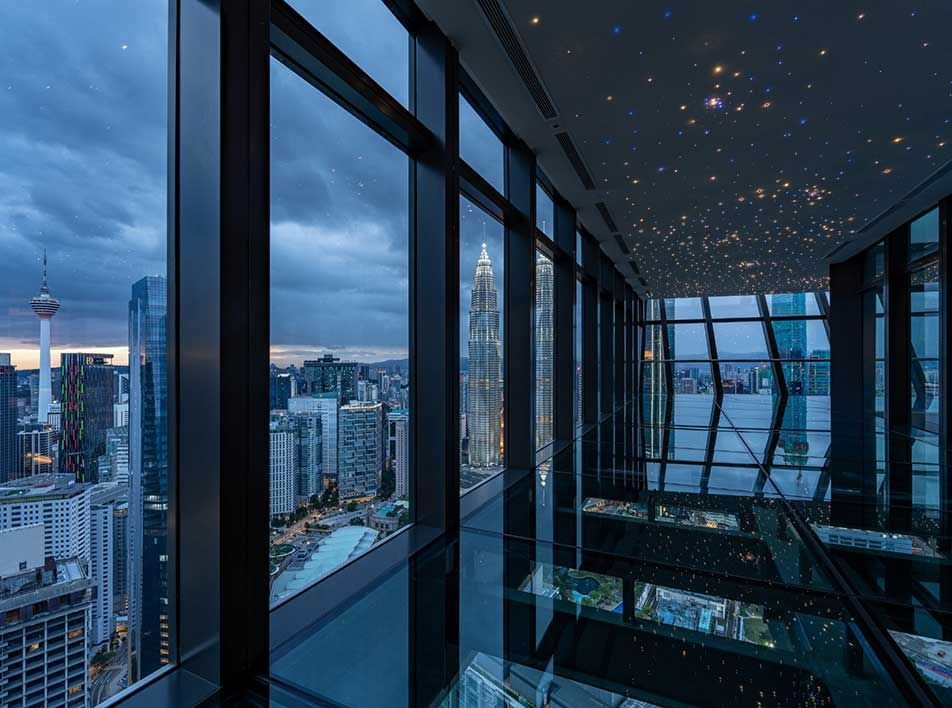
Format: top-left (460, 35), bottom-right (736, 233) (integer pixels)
top-left (269, 406), bottom-right (950, 706)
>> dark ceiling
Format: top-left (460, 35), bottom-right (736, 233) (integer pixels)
top-left (417, 0), bottom-right (952, 297)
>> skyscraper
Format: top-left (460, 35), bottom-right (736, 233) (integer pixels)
top-left (388, 409), bottom-right (409, 498)
top-left (771, 293), bottom-right (809, 465)
top-left (338, 402), bottom-right (384, 499)
top-left (289, 393), bottom-right (339, 487)
top-left (60, 353), bottom-right (115, 482)
top-left (269, 414), bottom-right (296, 517)
top-left (128, 275), bottom-right (168, 681)
top-left (30, 251), bottom-right (60, 425)
top-left (303, 354), bottom-right (359, 403)
top-left (0, 356), bottom-right (16, 482)
top-left (467, 244), bottom-right (502, 466)
top-left (290, 411), bottom-right (323, 499)
top-left (535, 253), bottom-right (554, 449)
top-left (16, 423), bottom-right (56, 479)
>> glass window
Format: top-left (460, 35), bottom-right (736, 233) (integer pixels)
top-left (666, 323), bottom-right (709, 360)
top-left (864, 242), bottom-right (885, 282)
top-left (288, 0), bottom-right (409, 106)
top-left (909, 208), bottom-right (939, 262)
top-left (718, 362), bottom-right (774, 395)
top-left (771, 320), bottom-right (830, 359)
top-left (459, 94), bottom-right (504, 194)
top-left (270, 57), bottom-right (410, 604)
top-left (708, 295), bottom-right (759, 319)
top-left (0, 1), bottom-right (168, 700)
top-left (713, 322), bottom-right (769, 359)
top-left (767, 292), bottom-right (821, 316)
top-left (910, 262), bottom-right (940, 441)
top-left (671, 362), bottom-right (715, 396)
top-left (646, 299), bottom-right (662, 321)
top-left (535, 252), bottom-right (554, 450)
top-left (664, 297), bottom-right (703, 320)
top-left (575, 231), bottom-right (582, 266)
top-left (460, 196), bottom-right (505, 491)
top-left (643, 324), bottom-right (664, 362)
top-left (536, 184), bottom-right (554, 238)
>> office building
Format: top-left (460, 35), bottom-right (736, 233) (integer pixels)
top-left (338, 402), bottom-right (384, 499)
top-left (0, 526), bottom-right (93, 708)
top-left (98, 426), bottom-right (130, 485)
top-left (89, 497), bottom-right (115, 647)
top-left (16, 423), bottom-right (57, 479)
top-left (302, 355), bottom-right (358, 403)
top-left (60, 353), bottom-right (115, 482)
top-left (0, 357), bottom-right (15, 483)
top-left (0, 474), bottom-right (90, 563)
top-left (289, 393), bottom-right (338, 486)
top-left (270, 370), bottom-right (295, 411)
top-left (535, 253), bottom-right (554, 448)
top-left (466, 244), bottom-right (502, 466)
top-left (127, 275), bottom-right (169, 682)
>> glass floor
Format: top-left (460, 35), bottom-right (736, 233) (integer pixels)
top-left (268, 399), bottom-right (952, 707)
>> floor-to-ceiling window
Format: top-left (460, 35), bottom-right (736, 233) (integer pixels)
top-left (0, 2), bottom-right (169, 703)
top-left (268, 1), bottom-right (411, 605)
top-left (641, 292), bottom-right (830, 498)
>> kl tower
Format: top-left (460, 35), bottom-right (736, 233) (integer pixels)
top-left (31, 250), bottom-right (60, 424)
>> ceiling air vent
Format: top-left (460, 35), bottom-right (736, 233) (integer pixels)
top-left (639, 277), bottom-right (649, 287)
top-left (628, 258), bottom-right (641, 276)
top-left (474, 0), bottom-right (558, 119)
top-left (595, 202), bottom-right (618, 233)
top-left (554, 132), bottom-right (595, 190)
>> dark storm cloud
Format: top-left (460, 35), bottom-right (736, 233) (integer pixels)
top-left (0, 0), bottom-right (416, 365)
top-left (0, 0), bottom-right (167, 357)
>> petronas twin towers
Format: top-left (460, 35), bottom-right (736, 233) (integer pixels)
top-left (467, 243), bottom-right (502, 466)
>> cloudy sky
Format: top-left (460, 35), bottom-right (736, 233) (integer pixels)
top-left (0, 0), bottom-right (167, 368)
top-left (0, 0), bottom-right (434, 370)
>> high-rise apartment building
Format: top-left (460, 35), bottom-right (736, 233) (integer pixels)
top-left (290, 411), bottom-right (323, 499)
top-left (269, 415), bottom-right (296, 517)
top-left (127, 275), bottom-right (169, 682)
top-left (388, 409), bottom-right (409, 498)
top-left (338, 402), bottom-right (384, 499)
top-left (289, 393), bottom-right (338, 486)
top-left (0, 474), bottom-right (90, 563)
top-left (30, 251), bottom-right (59, 426)
top-left (303, 354), bottom-right (358, 403)
top-left (89, 498), bottom-right (115, 647)
top-left (0, 526), bottom-right (93, 708)
top-left (0, 357), bottom-right (16, 483)
top-left (60, 353), bottom-right (115, 482)
top-left (535, 254), bottom-right (554, 449)
top-left (466, 244), bottom-right (502, 466)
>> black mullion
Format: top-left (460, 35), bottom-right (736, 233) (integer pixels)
top-left (271, 0), bottom-right (432, 157)
top-left (459, 161), bottom-right (508, 223)
top-left (886, 225), bottom-right (913, 530)
top-left (941, 197), bottom-right (952, 549)
top-left (699, 297), bottom-right (721, 496)
top-left (757, 295), bottom-right (786, 495)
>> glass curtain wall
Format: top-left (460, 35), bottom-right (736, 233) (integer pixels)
top-left (642, 292), bottom-right (830, 498)
top-left (268, 4), bottom-right (411, 605)
top-left (0, 2), bottom-right (169, 704)
top-left (535, 251), bottom-right (554, 450)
